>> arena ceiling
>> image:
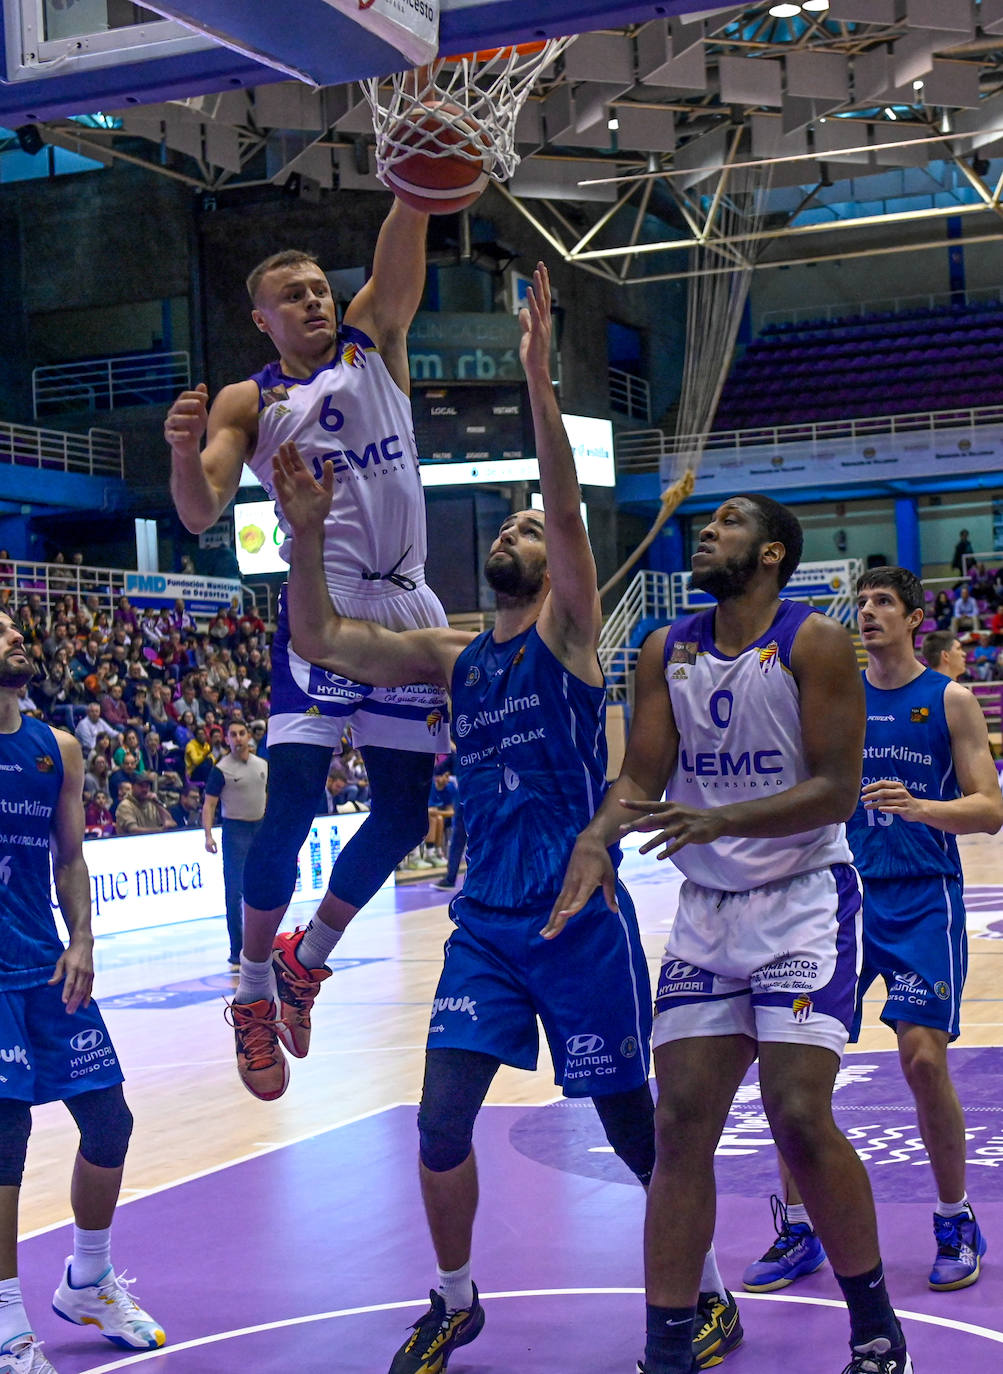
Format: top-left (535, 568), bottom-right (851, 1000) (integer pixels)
top-left (14, 1), bottom-right (1003, 283)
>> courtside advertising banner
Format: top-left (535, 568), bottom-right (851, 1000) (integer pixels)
top-left (58, 812), bottom-right (385, 937)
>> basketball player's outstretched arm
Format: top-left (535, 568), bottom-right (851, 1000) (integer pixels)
top-left (47, 731), bottom-right (95, 1014)
top-left (344, 200), bottom-right (429, 394)
top-left (544, 627), bottom-right (679, 936)
top-left (166, 379), bottom-right (258, 533)
top-left (862, 683), bottom-right (1003, 834)
top-left (274, 442), bottom-right (472, 688)
top-left (526, 264), bottom-right (603, 685)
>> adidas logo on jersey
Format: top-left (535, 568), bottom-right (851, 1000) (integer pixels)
top-left (672, 667), bottom-right (688, 680)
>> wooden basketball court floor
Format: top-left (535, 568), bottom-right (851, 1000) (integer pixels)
top-left (16, 834), bottom-right (1003, 1372)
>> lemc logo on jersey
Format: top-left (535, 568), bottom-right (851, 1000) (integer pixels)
top-left (758, 640), bottom-right (779, 674)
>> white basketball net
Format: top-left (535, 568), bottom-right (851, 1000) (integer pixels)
top-left (362, 38), bottom-right (573, 185)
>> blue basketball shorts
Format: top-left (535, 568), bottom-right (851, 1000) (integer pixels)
top-left (853, 874), bottom-right (967, 1041)
top-left (268, 583), bottom-right (450, 752)
top-left (426, 885), bottom-right (652, 1098)
top-left (652, 863), bottom-right (863, 1059)
top-left (0, 982), bottom-right (124, 1105)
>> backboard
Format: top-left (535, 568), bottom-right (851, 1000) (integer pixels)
top-left (0, 0), bottom-right (708, 124)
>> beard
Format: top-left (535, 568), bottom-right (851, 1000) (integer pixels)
top-left (0, 649), bottom-right (35, 690)
top-left (484, 550), bottom-right (546, 604)
top-left (689, 543), bottom-right (761, 602)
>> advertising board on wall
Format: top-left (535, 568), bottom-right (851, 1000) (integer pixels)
top-left (692, 422), bottom-right (1003, 496)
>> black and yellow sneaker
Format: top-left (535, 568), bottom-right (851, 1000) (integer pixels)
top-left (389, 1286), bottom-right (484, 1373)
top-left (693, 1291), bottom-right (743, 1368)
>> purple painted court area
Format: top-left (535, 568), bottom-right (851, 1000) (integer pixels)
top-left (20, 1053), bottom-right (1003, 1373)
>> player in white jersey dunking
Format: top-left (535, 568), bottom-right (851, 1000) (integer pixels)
top-left (165, 201), bottom-right (449, 1099)
top-left (552, 497), bottom-right (912, 1374)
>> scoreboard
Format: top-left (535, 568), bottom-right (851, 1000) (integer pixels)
top-left (412, 383), bottom-right (531, 470)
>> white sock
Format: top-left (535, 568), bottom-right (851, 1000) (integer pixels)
top-left (786, 1203), bottom-right (812, 1227)
top-left (0, 1278), bottom-right (31, 1351)
top-left (699, 1244), bottom-right (726, 1299)
top-left (70, 1226), bottom-right (112, 1287)
top-left (236, 954), bottom-right (275, 1006)
top-left (296, 918), bottom-right (343, 970)
top-left (935, 1195), bottom-right (970, 1217)
top-left (436, 1260), bottom-right (474, 1313)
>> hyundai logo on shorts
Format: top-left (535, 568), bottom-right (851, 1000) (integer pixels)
top-left (566, 1034), bottom-right (604, 1057)
top-left (70, 1029), bottom-right (104, 1052)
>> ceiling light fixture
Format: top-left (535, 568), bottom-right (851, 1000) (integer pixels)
top-left (607, 115), bottom-right (619, 131)
top-left (884, 107), bottom-right (898, 119)
top-left (768, 3), bottom-right (801, 16)
top-left (802, 0), bottom-right (830, 10)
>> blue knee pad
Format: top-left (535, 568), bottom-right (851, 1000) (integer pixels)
top-left (65, 1085), bottom-right (134, 1170)
top-left (242, 743), bottom-right (333, 911)
top-left (0, 1100), bottom-right (31, 1187)
top-left (327, 746), bottom-right (434, 910)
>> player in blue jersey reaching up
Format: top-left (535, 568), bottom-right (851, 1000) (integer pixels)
top-left (166, 200), bottom-right (450, 1101)
top-left (744, 566), bottom-right (1002, 1299)
top-left (0, 612), bottom-right (164, 1374)
top-left (552, 499), bottom-right (913, 1374)
top-left (272, 265), bottom-right (729, 1374)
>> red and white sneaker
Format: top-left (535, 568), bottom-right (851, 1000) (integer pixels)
top-left (225, 997), bottom-right (290, 1100)
top-left (272, 928), bottom-right (333, 1059)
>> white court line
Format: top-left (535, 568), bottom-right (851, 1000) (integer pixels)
top-left (75, 1287), bottom-right (1003, 1371)
top-left (22, 1098), bottom-right (560, 1241)
top-left (20, 1101), bottom-right (405, 1241)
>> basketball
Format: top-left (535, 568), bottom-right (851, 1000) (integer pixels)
top-left (381, 101), bottom-right (490, 216)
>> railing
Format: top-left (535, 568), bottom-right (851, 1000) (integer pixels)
top-left (598, 570), bottom-right (672, 703)
top-left (32, 351), bottom-right (191, 419)
top-left (962, 550), bottom-right (1002, 577)
top-left (761, 284), bottom-right (1003, 328)
top-left (0, 559), bottom-right (240, 618)
top-left (616, 404), bottom-right (1003, 472)
top-left (0, 420), bottom-right (123, 477)
top-left (609, 366), bottom-right (651, 423)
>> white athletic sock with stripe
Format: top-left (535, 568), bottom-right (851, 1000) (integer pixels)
top-left (935, 1195), bottom-right (971, 1217)
top-left (236, 955), bottom-right (275, 1005)
top-left (786, 1203), bottom-right (812, 1227)
top-left (70, 1226), bottom-right (112, 1287)
top-left (436, 1261), bottom-right (474, 1313)
top-left (0, 1278), bottom-right (31, 1352)
top-left (699, 1245), bottom-right (726, 1300)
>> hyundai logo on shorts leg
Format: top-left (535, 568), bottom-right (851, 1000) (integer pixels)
top-left (566, 1034), bottom-right (604, 1057)
top-left (70, 1029), bottom-right (104, 1052)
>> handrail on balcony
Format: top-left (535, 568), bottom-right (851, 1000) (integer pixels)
top-left (0, 419), bottom-right (124, 477)
top-left (32, 350), bottom-right (191, 419)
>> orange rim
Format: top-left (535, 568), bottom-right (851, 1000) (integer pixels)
top-left (440, 40), bottom-right (548, 64)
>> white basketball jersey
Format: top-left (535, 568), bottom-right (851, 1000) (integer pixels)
top-left (245, 325), bottom-right (429, 594)
top-left (663, 600), bottom-right (851, 892)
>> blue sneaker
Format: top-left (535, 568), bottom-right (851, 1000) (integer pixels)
top-left (929, 1205), bottom-right (987, 1290)
top-left (742, 1194), bottom-right (827, 1293)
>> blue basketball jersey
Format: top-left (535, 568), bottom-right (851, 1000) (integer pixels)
top-left (451, 626), bottom-right (611, 911)
top-left (0, 718), bottom-right (65, 991)
top-left (848, 668), bottom-right (961, 880)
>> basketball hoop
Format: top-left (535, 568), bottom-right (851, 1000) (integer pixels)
top-left (362, 38), bottom-right (573, 187)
